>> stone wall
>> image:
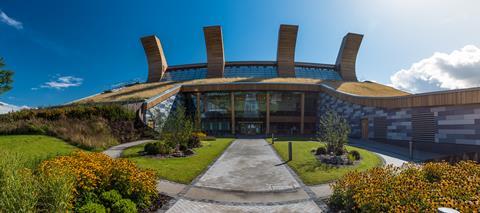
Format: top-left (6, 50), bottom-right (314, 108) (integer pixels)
top-left (318, 93), bottom-right (480, 147)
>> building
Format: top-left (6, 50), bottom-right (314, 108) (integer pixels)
top-left (76, 24), bottom-right (480, 153)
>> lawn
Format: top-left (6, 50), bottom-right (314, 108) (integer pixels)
top-left (122, 138), bottom-right (234, 184)
top-left (272, 140), bottom-right (382, 185)
top-left (0, 135), bottom-right (78, 162)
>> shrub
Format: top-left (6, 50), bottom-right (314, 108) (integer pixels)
top-left (317, 110), bottom-right (351, 154)
top-left (144, 141), bottom-right (171, 155)
top-left (77, 203), bottom-right (106, 213)
top-left (188, 135), bottom-right (202, 148)
top-left (335, 148), bottom-right (346, 156)
top-left (348, 150), bottom-right (361, 160)
top-left (38, 151), bottom-right (158, 210)
top-left (111, 199), bottom-right (137, 213)
top-left (330, 161), bottom-right (480, 212)
top-left (192, 132), bottom-right (207, 140)
top-left (0, 152), bottom-right (76, 212)
top-left (315, 146), bottom-right (327, 155)
top-left (159, 106), bottom-right (194, 151)
top-left (100, 190), bottom-right (122, 208)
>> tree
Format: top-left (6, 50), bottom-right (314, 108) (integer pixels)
top-left (0, 57), bottom-right (14, 95)
top-left (317, 110), bottom-right (351, 154)
top-left (160, 106), bottom-right (194, 152)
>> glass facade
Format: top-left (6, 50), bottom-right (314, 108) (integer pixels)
top-left (224, 65), bottom-right (277, 78)
top-left (162, 65), bottom-right (342, 82)
top-left (162, 68), bottom-right (207, 81)
top-left (294, 67), bottom-right (342, 80)
top-left (184, 91), bottom-right (318, 136)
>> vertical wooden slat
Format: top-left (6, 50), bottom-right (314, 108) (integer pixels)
top-left (266, 92), bottom-right (270, 134)
top-left (231, 92), bottom-right (235, 135)
top-left (277, 25), bottom-right (299, 77)
top-left (204, 26), bottom-right (225, 78)
top-left (140, 35), bottom-right (168, 82)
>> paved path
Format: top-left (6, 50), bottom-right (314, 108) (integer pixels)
top-left (195, 139), bottom-right (300, 192)
top-left (102, 139), bottom-right (154, 158)
top-left (165, 139), bottom-right (324, 213)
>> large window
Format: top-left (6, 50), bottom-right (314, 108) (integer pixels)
top-left (270, 92), bottom-right (301, 116)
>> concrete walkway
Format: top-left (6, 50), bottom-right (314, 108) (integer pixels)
top-left (166, 139), bottom-right (324, 213)
top-left (102, 139), bottom-right (154, 158)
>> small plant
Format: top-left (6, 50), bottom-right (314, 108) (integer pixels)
top-left (192, 132), bottom-right (207, 140)
top-left (188, 135), bottom-right (202, 148)
top-left (144, 141), bottom-right (172, 155)
top-left (348, 150), bottom-right (361, 160)
top-left (100, 190), bottom-right (122, 208)
top-left (315, 146), bottom-right (327, 155)
top-left (77, 203), bottom-right (106, 213)
top-left (317, 110), bottom-right (351, 155)
top-left (111, 199), bottom-right (137, 213)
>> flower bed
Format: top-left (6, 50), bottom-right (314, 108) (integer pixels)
top-left (330, 161), bottom-right (480, 212)
top-left (39, 151), bottom-right (167, 212)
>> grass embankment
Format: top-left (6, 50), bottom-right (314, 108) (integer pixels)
top-left (0, 105), bottom-right (154, 150)
top-left (0, 135), bottom-right (77, 162)
top-left (122, 138), bottom-right (234, 184)
top-left (271, 139), bottom-right (382, 185)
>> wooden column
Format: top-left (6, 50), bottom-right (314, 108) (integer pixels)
top-left (196, 93), bottom-right (201, 130)
top-left (266, 92), bottom-right (270, 134)
top-left (300, 92), bottom-right (305, 134)
top-left (230, 92), bottom-right (235, 135)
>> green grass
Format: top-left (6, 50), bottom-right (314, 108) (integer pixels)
top-left (0, 135), bottom-right (78, 162)
top-left (122, 138), bottom-right (234, 184)
top-left (272, 140), bottom-right (382, 185)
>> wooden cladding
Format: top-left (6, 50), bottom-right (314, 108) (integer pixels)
top-left (141, 35), bottom-right (168, 82)
top-left (277, 25), bottom-right (299, 77)
top-left (203, 26), bottom-right (225, 78)
top-left (321, 84), bottom-right (480, 109)
top-left (412, 112), bottom-right (436, 143)
top-left (335, 33), bottom-right (363, 82)
top-left (373, 117), bottom-right (387, 140)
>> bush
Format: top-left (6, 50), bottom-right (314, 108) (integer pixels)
top-left (317, 111), bottom-right (351, 155)
top-left (38, 151), bottom-right (158, 211)
top-left (315, 146), bottom-right (327, 155)
top-left (77, 203), bottom-right (106, 213)
top-left (144, 141), bottom-right (171, 155)
top-left (100, 190), bottom-right (122, 208)
top-left (335, 148), bottom-right (346, 156)
top-left (330, 161), bottom-right (480, 212)
top-left (0, 152), bottom-right (75, 212)
top-left (348, 150), bottom-right (361, 160)
top-left (192, 132), bottom-right (207, 140)
top-left (188, 135), bottom-right (202, 148)
top-left (111, 199), bottom-right (137, 213)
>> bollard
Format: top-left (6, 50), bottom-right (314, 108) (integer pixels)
top-left (288, 141), bottom-right (293, 161)
top-left (272, 133), bottom-right (275, 145)
top-left (409, 141), bottom-right (413, 161)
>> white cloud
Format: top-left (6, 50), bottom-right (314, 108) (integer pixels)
top-left (0, 102), bottom-right (29, 114)
top-left (390, 45), bottom-right (480, 93)
top-left (41, 76), bottom-right (83, 90)
top-left (0, 10), bottom-right (23, 29)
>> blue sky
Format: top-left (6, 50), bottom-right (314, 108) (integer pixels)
top-left (1, 0), bottom-right (480, 107)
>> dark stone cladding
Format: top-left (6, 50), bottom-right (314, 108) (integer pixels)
top-left (317, 93), bottom-right (480, 153)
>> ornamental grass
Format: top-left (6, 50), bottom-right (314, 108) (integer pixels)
top-left (330, 161), bottom-right (480, 212)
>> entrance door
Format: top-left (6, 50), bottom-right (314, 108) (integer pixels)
top-left (361, 118), bottom-right (369, 139)
top-left (239, 122), bottom-right (263, 135)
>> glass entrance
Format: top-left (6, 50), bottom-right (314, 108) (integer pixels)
top-left (239, 122), bottom-right (263, 135)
